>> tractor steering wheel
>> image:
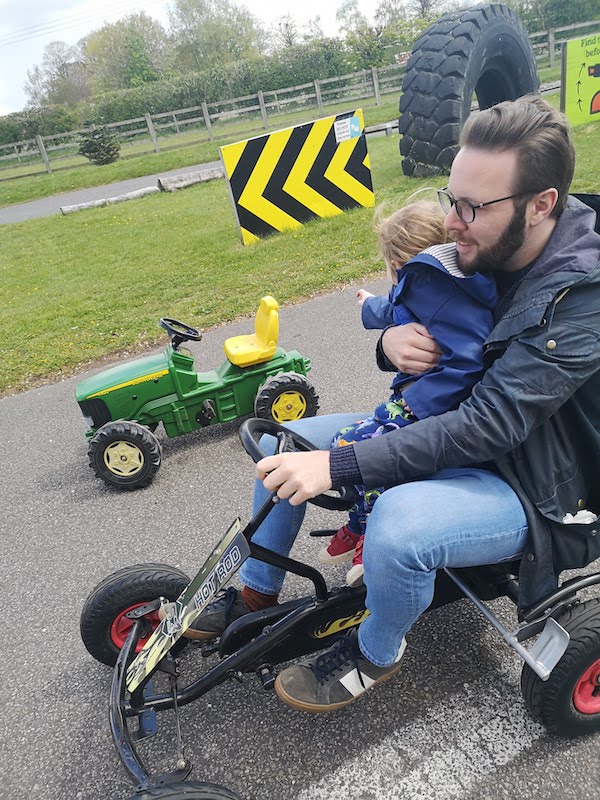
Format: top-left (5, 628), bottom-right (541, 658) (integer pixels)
top-left (159, 318), bottom-right (203, 349)
top-left (239, 418), bottom-right (354, 511)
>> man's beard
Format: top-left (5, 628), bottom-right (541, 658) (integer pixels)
top-left (456, 201), bottom-right (527, 274)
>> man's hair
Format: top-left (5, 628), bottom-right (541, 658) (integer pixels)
top-left (459, 94), bottom-right (575, 218)
top-left (375, 199), bottom-right (450, 282)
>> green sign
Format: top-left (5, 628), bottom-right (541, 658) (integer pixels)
top-left (561, 32), bottom-right (600, 126)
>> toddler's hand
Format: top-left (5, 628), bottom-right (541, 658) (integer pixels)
top-left (356, 289), bottom-right (374, 307)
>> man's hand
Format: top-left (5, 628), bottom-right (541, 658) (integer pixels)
top-left (256, 450), bottom-right (332, 506)
top-left (356, 289), bottom-right (374, 307)
top-left (382, 323), bottom-right (442, 374)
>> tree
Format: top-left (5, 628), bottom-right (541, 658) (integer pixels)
top-left (78, 127), bottom-right (121, 165)
top-left (505, 0), bottom-right (598, 30)
top-left (272, 15), bottom-right (301, 48)
top-left (168, 0), bottom-right (264, 72)
top-left (83, 13), bottom-right (170, 94)
top-left (24, 41), bottom-right (90, 108)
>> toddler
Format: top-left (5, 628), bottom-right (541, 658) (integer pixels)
top-left (320, 198), bottom-right (498, 586)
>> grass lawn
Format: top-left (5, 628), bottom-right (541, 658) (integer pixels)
top-left (1, 117), bottom-right (598, 398)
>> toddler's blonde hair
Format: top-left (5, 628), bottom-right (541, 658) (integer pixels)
top-left (374, 198), bottom-right (450, 283)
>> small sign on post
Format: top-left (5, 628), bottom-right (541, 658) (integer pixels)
top-left (560, 31), bottom-right (600, 126)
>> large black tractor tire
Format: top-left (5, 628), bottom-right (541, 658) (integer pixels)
top-left (88, 420), bottom-right (162, 490)
top-left (521, 598), bottom-right (600, 737)
top-left (254, 372), bottom-right (319, 423)
top-left (130, 781), bottom-right (242, 799)
top-left (80, 563), bottom-right (191, 666)
top-left (399, 3), bottom-right (539, 176)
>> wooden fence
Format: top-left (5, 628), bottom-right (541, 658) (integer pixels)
top-left (0, 64), bottom-right (405, 181)
top-left (1, 18), bottom-right (597, 182)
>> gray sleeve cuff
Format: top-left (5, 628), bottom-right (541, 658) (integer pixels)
top-left (329, 445), bottom-right (362, 488)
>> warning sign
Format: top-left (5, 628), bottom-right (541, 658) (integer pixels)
top-left (220, 109), bottom-right (374, 246)
top-left (561, 32), bottom-right (600, 126)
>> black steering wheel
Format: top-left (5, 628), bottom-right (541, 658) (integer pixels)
top-left (159, 318), bottom-right (203, 349)
top-left (239, 418), bottom-right (354, 511)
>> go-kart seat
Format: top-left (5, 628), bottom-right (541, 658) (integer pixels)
top-left (224, 296), bottom-right (279, 367)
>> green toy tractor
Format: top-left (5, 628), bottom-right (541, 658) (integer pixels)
top-left (76, 296), bottom-right (319, 490)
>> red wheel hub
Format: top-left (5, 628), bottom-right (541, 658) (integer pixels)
top-left (573, 657), bottom-right (600, 714)
top-left (110, 602), bottom-right (160, 652)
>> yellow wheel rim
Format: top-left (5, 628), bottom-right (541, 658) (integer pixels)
top-left (104, 441), bottom-right (145, 477)
top-left (271, 391), bottom-right (307, 422)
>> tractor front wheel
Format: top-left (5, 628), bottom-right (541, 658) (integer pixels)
top-left (88, 421), bottom-right (161, 490)
top-left (255, 373), bottom-right (319, 423)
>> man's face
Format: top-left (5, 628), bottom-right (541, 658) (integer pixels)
top-left (444, 147), bottom-right (528, 274)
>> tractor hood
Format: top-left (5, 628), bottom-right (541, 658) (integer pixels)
top-left (76, 351), bottom-right (171, 402)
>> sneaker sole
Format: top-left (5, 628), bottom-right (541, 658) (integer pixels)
top-left (346, 564), bottom-right (364, 587)
top-left (318, 548), bottom-right (356, 565)
top-left (158, 603), bottom-right (220, 641)
top-left (273, 662), bottom-right (402, 713)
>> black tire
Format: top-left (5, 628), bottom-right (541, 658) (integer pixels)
top-left (131, 781), bottom-right (241, 799)
top-left (399, 3), bottom-right (539, 176)
top-left (88, 420), bottom-right (162, 490)
top-left (80, 563), bottom-right (191, 666)
top-left (254, 372), bottom-right (319, 423)
top-left (520, 598), bottom-right (600, 737)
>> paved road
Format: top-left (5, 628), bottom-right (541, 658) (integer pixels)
top-left (1, 284), bottom-right (598, 800)
top-left (0, 161), bottom-right (222, 224)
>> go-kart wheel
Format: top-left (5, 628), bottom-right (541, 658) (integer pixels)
top-left (239, 417), bottom-right (352, 511)
top-left (520, 597), bottom-right (600, 736)
top-left (80, 564), bottom-right (191, 666)
top-left (88, 421), bottom-right (161, 490)
top-left (131, 781), bottom-right (241, 799)
top-left (255, 372), bottom-right (319, 423)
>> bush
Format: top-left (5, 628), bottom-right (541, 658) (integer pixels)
top-left (78, 126), bottom-right (121, 165)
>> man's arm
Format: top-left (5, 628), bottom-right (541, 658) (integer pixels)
top-left (356, 280), bottom-right (600, 488)
top-left (378, 323), bottom-right (442, 374)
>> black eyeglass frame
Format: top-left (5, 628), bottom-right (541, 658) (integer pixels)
top-left (437, 188), bottom-right (535, 224)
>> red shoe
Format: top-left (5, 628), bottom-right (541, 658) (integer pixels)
top-left (346, 535), bottom-right (365, 587)
top-left (318, 525), bottom-right (361, 565)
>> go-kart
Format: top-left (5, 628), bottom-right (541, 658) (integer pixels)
top-left (80, 419), bottom-right (600, 800)
top-left (75, 296), bottom-right (318, 490)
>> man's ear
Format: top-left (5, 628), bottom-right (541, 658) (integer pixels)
top-left (529, 188), bottom-right (559, 226)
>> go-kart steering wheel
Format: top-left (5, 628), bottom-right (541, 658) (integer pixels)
top-left (239, 418), bottom-right (354, 511)
top-left (159, 318), bottom-right (203, 349)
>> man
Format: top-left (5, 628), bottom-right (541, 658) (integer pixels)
top-left (191, 95), bottom-right (600, 713)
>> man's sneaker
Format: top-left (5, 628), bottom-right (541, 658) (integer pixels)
top-left (346, 534), bottom-right (365, 587)
top-left (318, 525), bottom-right (361, 565)
top-left (274, 631), bottom-right (406, 713)
top-left (158, 586), bottom-right (251, 641)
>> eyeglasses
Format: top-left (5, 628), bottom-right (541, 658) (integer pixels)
top-left (437, 188), bottom-right (532, 224)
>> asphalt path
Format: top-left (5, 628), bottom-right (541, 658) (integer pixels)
top-left (1, 285), bottom-right (599, 800)
top-left (0, 161), bottom-right (221, 224)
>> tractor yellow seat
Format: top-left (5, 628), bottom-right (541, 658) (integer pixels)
top-left (224, 296), bottom-right (279, 367)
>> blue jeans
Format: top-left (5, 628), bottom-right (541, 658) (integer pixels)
top-left (239, 414), bottom-right (528, 667)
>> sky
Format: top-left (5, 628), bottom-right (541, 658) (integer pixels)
top-left (0, 0), bottom-right (379, 115)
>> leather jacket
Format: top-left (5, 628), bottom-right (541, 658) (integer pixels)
top-left (350, 195), bottom-right (600, 608)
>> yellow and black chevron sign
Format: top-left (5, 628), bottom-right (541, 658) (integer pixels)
top-left (220, 109), bottom-right (374, 245)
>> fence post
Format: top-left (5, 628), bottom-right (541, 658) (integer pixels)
top-left (13, 144), bottom-right (22, 164)
top-left (35, 135), bottom-right (52, 174)
top-left (314, 79), bottom-right (324, 115)
top-left (172, 113), bottom-right (180, 134)
top-left (258, 90), bottom-right (269, 129)
top-left (371, 66), bottom-right (381, 106)
top-left (548, 28), bottom-right (555, 68)
top-left (202, 102), bottom-right (213, 141)
top-left (145, 113), bottom-right (159, 153)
